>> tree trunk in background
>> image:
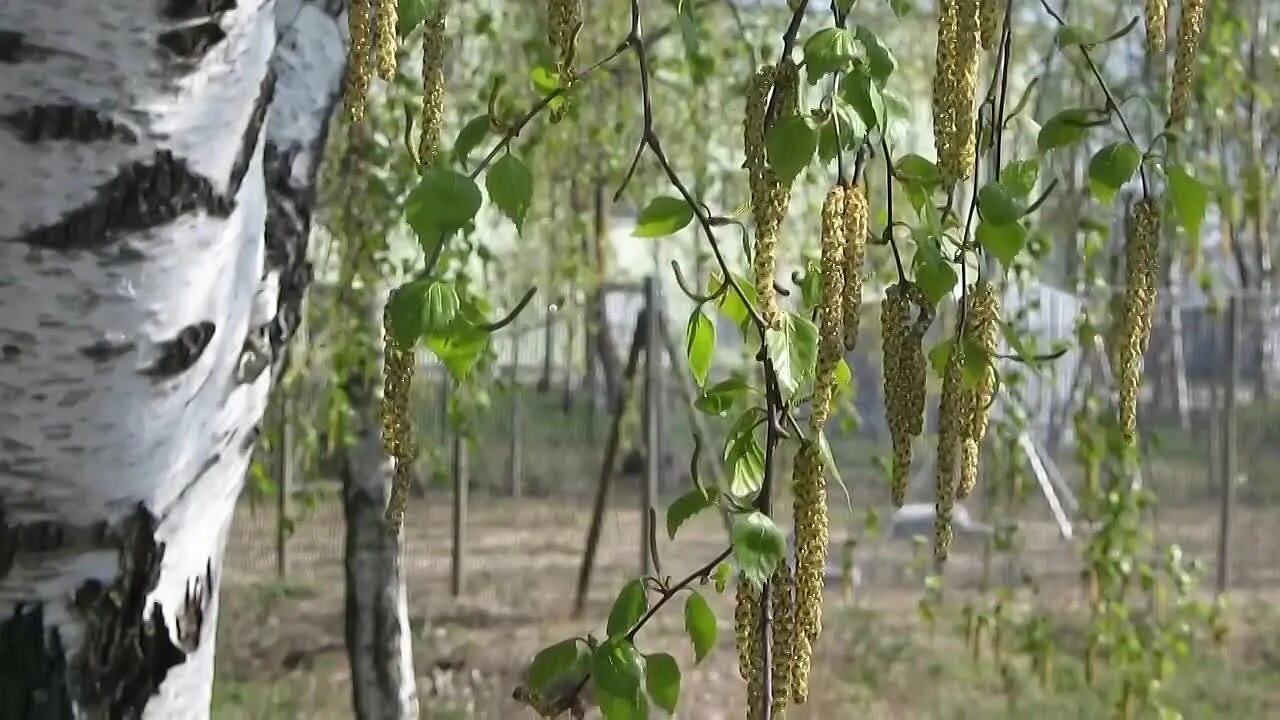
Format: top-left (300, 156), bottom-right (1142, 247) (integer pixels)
top-left (0, 1), bottom-right (346, 717)
top-left (341, 357), bottom-right (419, 720)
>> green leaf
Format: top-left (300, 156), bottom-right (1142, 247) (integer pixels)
top-left (765, 313), bottom-right (820, 398)
top-left (765, 115), bottom-right (819, 182)
top-left (712, 562), bottom-right (732, 593)
top-left (593, 639), bottom-right (646, 699)
top-left (712, 273), bottom-right (758, 335)
top-left (397, 0), bottom-right (429, 37)
top-left (728, 436), bottom-right (765, 499)
top-left (841, 67), bottom-right (885, 130)
top-left (529, 64), bottom-right (560, 93)
top-left (425, 320), bottom-right (490, 382)
top-left (731, 512), bottom-right (787, 587)
top-left (453, 114), bottom-right (490, 168)
top-left (607, 580), bottom-right (649, 638)
top-left (817, 100), bottom-right (867, 163)
top-left (978, 182), bottom-right (1026, 225)
top-left (1036, 108), bottom-right (1102, 154)
top-left (1055, 24), bottom-right (1094, 47)
top-left (667, 489), bottom-right (714, 539)
top-left (422, 281), bottom-right (460, 337)
top-left (526, 638), bottom-right (591, 694)
top-left (1167, 163), bottom-right (1208, 240)
top-left (1087, 142), bottom-right (1142, 204)
top-left (486, 153), bottom-right (533, 232)
top-left (855, 25), bottom-right (898, 84)
top-left (405, 168), bottom-right (484, 244)
top-left (386, 279), bottom-right (431, 347)
top-left (834, 358), bottom-right (852, 396)
top-left (683, 592), bottom-right (717, 663)
top-left (896, 154), bottom-right (942, 185)
top-left (928, 338), bottom-right (954, 378)
top-left (598, 689), bottom-right (648, 720)
top-left (914, 254), bottom-right (958, 304)
top-left (634, 197), bottom-right (695, 238)
top-left (803, 28), bottom-right (859, 83)
top-left (1000, 158), bottom-right (1040, 200)
top-left (976, 221), bottom-right (1028, 268)
top-left (694, 377), bottom-right (751, 417)
top-left (685, 310), bottom-right (716, 387)
top-left (645, 653), bottom-right (681, 714)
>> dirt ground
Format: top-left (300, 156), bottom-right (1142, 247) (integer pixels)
top-left (213, 492), bottom-right (1280, 719)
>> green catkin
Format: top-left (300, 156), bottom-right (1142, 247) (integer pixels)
top-left (417, 2), bottom-right (448, 168)
top-left (1146, 0), bottom-right (1168, 55)
top-left (935, 341), bottom-right (965, 562)
top-left (1119, 199), bottom-right (1161, 443)
top-left (750, 59), bottom-right (801, 331)
top-left (735, 581), bottom-right (761, 682)
top-left (374, 0), bottom-right (398, 81)
top-left (932, 0), bottom-right (959, 179)
top-left (941, 0), bottom-right (982, 187)
top-left (881, 283), bottom-right (933, 507)
top-left (1169, 0), bottom-right (1206, 125)
top-left (547, 0), bottom-right (583, 79)
top-left (344, 0), bottom-right (373, 122)
top-left (382, 306), bottom-right (416, 532)
top-left (770, 562), bottom-right (796, 716)
top-left (841, 184), bottom-right (868, 352)
top-left (957, 282), bottom-right (999, 499)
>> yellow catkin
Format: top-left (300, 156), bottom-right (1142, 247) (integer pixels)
top-left (1146, 0), bottom-right (1168, 55)
top-left (381, 306), bottom-right (417, 532)
top-left (747, 60), bottom-right (800, 331)
top-left (979, 0), bottom-right (1001, 50)
top-left (344, 0), bottom-right (374, 123)
top-left (547, 0), bottom-right (583, 79)
top-left (374, 0), bottom-right (398, 81)
top-left (932, 0), bottom-right (958, 178)
top-left (417, 2), bottom-right (448, 168)
top-left (812, 187), bottom-right (847, 430)
top-left (1169, 0), bottom-right (1206, 125)
top-left (940, 0), bottom-right (982, 188)
top-left (770, 562), bottom-right (795, 716)
top-left (841, 184), bottom-right (868, 352)
top-left (734, 581), bottom-right (761, 682)
top-left (956, 282), bottom-right (999, 499)
top-left (791, 633), bottom-right (813, 705)
top-left (1119, 199), bottom-right (1161, 442)
top-left (881, 283), bottom-right (933, 507)
top-left (935, 342), bottom-right (966, 562)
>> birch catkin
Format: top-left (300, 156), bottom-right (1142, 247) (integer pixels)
top-left (882, 283), bottom-right (933, 506)
top-left (1119, 199), bottom-right (1161, 442)
top-left (374, 0), bottom-right (399, 81)
top-left (942, 0), bottom-right (982, 187)
top-left (1169, 0), bottom-right (1206, 125)
top-left (935, 341), bottom-right (966, 562)
top-left (548, 0), bottom-right (583, 79)
top-left (747, 61), bottom-right (800, 330)
top-left (417, 1), bottom-right (448, 168)
top-left (932, 0), bottom-right (959, 179)
top-left (957, 282), bottom-right (999, 499)
top-left (1145, 0), bottom-right (1168, 55)
top-left (382, 306), bottom-right (417, 532)
top-left (770, 562), bottom-right (796, 716)
top-left (735, 580), bottom-right (763, 718)
top-left (344, 0), bottom-right (373, 122)
top-left (841, 184), bottom-right (868, 351)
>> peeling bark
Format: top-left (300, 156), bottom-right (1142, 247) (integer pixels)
top-left (0, 0), bottom-right (347, 717)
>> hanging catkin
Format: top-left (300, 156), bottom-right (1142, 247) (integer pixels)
top-left (735, 579), bottom-right (763, 718)
top-left (382, 305), bottom-right (417, 532)
top-left (374, 0), bottom-right (399, 81)
top-left (344, 0), bottom-right (374, 122)
top-left (932, 0), bottom-right (959, 179)
top-left (841, 184), bottom-right (868, 351)
top-left (882, 283), bottom-right (934, 506)
top-left (747, 60), bottom-right (800, 330)
top-left (1169, 0), bottom-right (1206, 125)
top-left (548, 0), bottom-right (583, 80)
top-left (934, 341), bottom-right (966, 562)
top-left (770, 562), bottom-right (796, 716)
top-left (941, 0), bottom-right (982, 188)
top-left (1145, 0), bottom-right (1168, 55)
top-left (1118, 199), bottom-right (1161, 442)
top-left (417, 1), bottom-right (448, 168)
top-left (957, 282), bottom-right (1000, 499)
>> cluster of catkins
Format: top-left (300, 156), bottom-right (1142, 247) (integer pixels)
top-left (345, 0), bottom-right (401, 123)
top-left (381, 305), bottom-right (417, 533)
top-left (734, 181), bottom-right (868, 717)
top-left (932, 0), bottom-right (983, 189)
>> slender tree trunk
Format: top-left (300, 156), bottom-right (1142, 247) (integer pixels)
top-left (341, 358), bottom-right (419, 720)
top-left (0, 1), bottom-right (346, 717)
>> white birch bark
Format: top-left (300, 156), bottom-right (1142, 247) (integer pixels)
top-left (0, 0), bottom-right (346, 716)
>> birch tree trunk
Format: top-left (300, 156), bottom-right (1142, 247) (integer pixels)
top-left (0, 1), bottom-right (346, 717)
top-left (341, 291), bottom-right (419, 720)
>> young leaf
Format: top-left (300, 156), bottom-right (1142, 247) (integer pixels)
top-left (841, 67), bottom-right (885, 130)
top-left (855, 24), bottom-right (898, 84)
top-left (425, 322), bottom-right (489, 382)
top-left (802, 28), bottom-right (859, 83)
top-left (644, 653), bottom-right (681, 714)
top-left (765, 313), bottom-right (820, 398)
top-left (1000, 158), bottom-right (1040, 200)
top-left (593, 639), bottom-right (646, 699)
top-left (685, 310), bottom-right (716, 387)
top-left (834, 358), bottom-right (852, 395)
top-left (731, 512), bottom-right (787, 587)
top-left (976, 221), bottom-right (1028, 268)
top-left (914, 254), bottom-right (958, 305)
top-left (1167, 163), bottom-right (1208, 240)
top-left (1087, 142), bottom-right (1142, 204)
top-left (1054, 24), bottom-right (1094, 47)
top-left (526, 638), bottom-right (591, 694)
top-left (405, 168), bottom-right (484, 242)
top-left (386, 279), bottom-right (431, 347)
top-left (694, 377), bottom-right (751, 417)
top-left (728, 437), bottom-right (765, 499)
top-left (765, 115), bottom-right (818, 182)
top-left (1036, 108), bottom-right (1101, 154)
top-left (895, 154), bottom-right (942, 185)
top-left (712, 562), bottom-right (732, 593)
top-left (453, 114), bottom-right (490, 168)
top-left (667, 488), bottom-right (714, 539)
top-left (598, 689), bottom-right (648, 720)
top-left (422, 281), bottom-right (460, 336)
top-left (634, 197), bottom-right (695, 238)
top-left (607, 580), bottom-right (649, 638)
top-left (397, 0), bottom-right (428, 36)
top-left (928, 338), bottom-right (955, 378)
top-left (486, 153), bottom-right (533, 232)
top-left (817, 100), bottom-right (867, 163)
top-left (683, 592), bottom-right (717, 663)
top-left (977, 182), bottom-right (1026, 226)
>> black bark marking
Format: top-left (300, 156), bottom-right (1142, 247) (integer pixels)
top-left (160, 0), bottom-right (237, 21)
top-left (263, 142), bottom-right (316, 363)
top-left (9, 150), bottom-right (233, 250)
top-left (142, 321), bottom-right (215, 379)
top-left (228, 69), bottom-right (276, 198)
top-left (0, 605), bottom-right (74, 719)
top-left (0, 30), bottom-right (56, 64)
top-left (1, 344), bottom-right (20, 362)
top-left (1, 105), bottom-right (137, 144)
top-left (157, 21), bottom-right (227, 61)
top-left (0, 505), bottom-right (113, 581)
top-left (80, 339), bottom-right (137, 363)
